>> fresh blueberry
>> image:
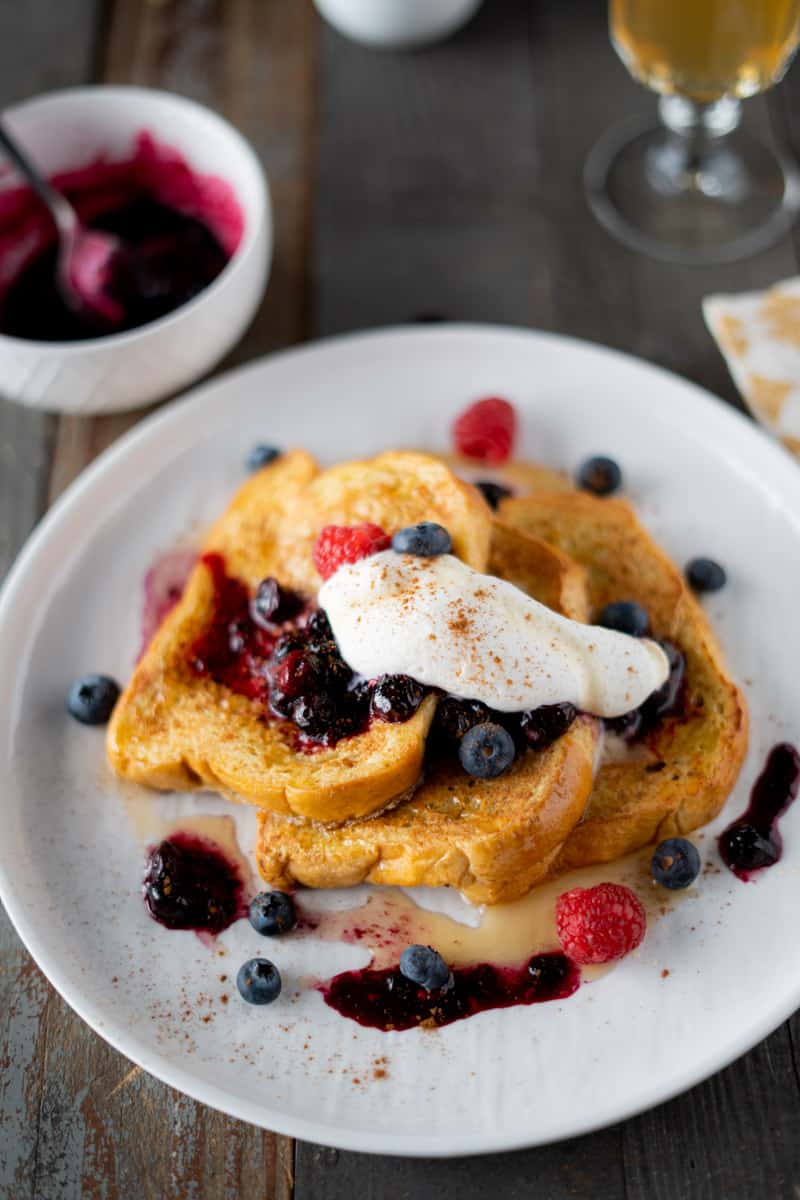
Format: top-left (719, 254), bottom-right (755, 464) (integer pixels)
top-left (391, 522), bottom-right (452, 557)
top-left (246, 444), bottom-right (281, 472)
top-left (459, 721), bottom-right (516, 778)
top-left (236, 957), bottom-right (282, 1005)
top-left (248, 890), bottom-right (297, 935)
top-left (475, 480), bottom-right (512, 511)
top-left (686, 557), bottom-right (727, 594)
top-left (67, 674), bottom-right (120, 725)
top-left (597, 600), bottom-right (650, 637)
top-left (521, 702), bottom-right (578, 751)
top-left (371, 674), bottom-right (425, 722)
top-left (576, 455), bottom-right (622, 496)
top-left (719, 822), bottom-right (779, 872)
top-left (651, 837), bottom-right (701, 890)
top-left (399, 944), bottom-right (451, 991)
top-left (251, 577), bottom-right (303, 627)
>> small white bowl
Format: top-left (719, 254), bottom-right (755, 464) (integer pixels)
top-left (314, 0), bottom-right (483, 48)
top-left (0, 86), bottom-right (271, 414)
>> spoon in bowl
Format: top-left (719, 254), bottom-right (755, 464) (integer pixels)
top-left (0, 120), bottom-right (124, 327)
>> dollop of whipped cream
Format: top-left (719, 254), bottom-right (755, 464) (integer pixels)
top-left (319, 551), bottom-right (670, 719)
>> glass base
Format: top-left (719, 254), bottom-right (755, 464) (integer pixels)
top-left (585, 105), bottom-right (800, 265)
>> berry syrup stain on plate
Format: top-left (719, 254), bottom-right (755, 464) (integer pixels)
top-left (719, 742), bottom-right (800, 880)
top-left (306, 848), bottom-right (687, 1031)
top-left (0, 131), bottom-right (243, 341)
top-left (141, 817), bottom-right (254, 946)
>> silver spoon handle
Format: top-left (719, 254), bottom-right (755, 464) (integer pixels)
top-left (0, 119), bottom-right (77, 239)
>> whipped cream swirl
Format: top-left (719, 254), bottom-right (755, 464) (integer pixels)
top-left (319, 551), bottom-right (669, 719)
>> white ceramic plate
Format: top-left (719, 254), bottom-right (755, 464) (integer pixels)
top-left (1, 326), bottom-right (799, 1158)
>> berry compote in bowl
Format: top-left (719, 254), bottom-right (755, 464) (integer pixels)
top-left (0, 86), bottom-right (271, 414)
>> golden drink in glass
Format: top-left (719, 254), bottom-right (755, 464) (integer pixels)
top-left (612, 0), bottom-right (800, 102)
top-left (586, 0), bottom-right (800, 262)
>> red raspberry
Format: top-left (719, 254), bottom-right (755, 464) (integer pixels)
top-left (452, 396), bottom-right (517, 464)
top-left (313, 523), bottom-right (391, 581)
top-left (555, 883), bottom-right (646, 965)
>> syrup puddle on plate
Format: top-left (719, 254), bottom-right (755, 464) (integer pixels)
top-left (301, 846), bottom-right (673, 981)
top-left (119, 781), bottom-right (693, 1028)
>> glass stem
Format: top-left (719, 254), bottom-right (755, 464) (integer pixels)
top-left (648, 95), bottom-right (743, 198)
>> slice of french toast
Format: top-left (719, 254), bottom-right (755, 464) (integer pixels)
top-left (499, 490), bottom-right (749, 870)
top-left (438, 452), bottom-right (573, 497)
top-left (255, 522), bottom-right (599, 905)
top-left (107, 450), bottom-right (492, 823)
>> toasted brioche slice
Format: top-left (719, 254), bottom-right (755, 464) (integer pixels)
top-left (108, 450), bottom-right (492, 823)
top-left (256, 522), bottom-right (598, 904)
top-left (499, 491), bottom-right (749, 869)
top-left (439, 452), bottom-right (573, 497)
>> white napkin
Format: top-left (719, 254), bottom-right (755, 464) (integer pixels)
top-left (703, 277), bottom-right (800, 458)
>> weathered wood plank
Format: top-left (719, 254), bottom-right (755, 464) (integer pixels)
top-left (0, 6), bottom-right (102, 1200)
top-left (3, 1), bottom-right (315, 1197)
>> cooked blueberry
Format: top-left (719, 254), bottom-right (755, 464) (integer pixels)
top-left (576, 455), bottom-right (622, 495)
top-left (651, 837), bottom-right (701, 889)
top-left (272, 649), bottom-right (317, 700)
top-left (143, 838), bottom-right (240, 932)
top-left (719, 822), bottom-right (779, 872)
top-left (246, 444), bottom-right (281, 472)
top-left (251, 577), bottom-right (303, 627)
top-left (521, 702), bottom-right (578, 750)
top-left (459, 721), bottom-right (516, 778)
top-left (248, 890), bottom-right (297, 935)
top-left (67, 674), bottom-right (120, 725)
top-left (686, 557), bottom-right (727, 594)
top-left (272, 630), bottom-right (308, 662)
top-left (269, 688), bottom-right (295, 719)
top-left (639, 640), bottom-right (685, 727)
top-left (597, 600), bottom-right (650, 637)
top-left (305, 608), bottom-right (333, 641)
top-left (476, 480), bottom-right (512, 510)
top-left (399, 944), bottom-right (451, 991)
top-left (432, 696), bottom-right (491, 745)
top-left (307, 642), bottom-right (352, 692)
top-left (292, 692), bottom-right (337, 738)
top-left (528, 953), bottom-right (571, 989)
top-left (392, 522), bottom-right (452, 557)
top-left (371, 674), bottom-right (425, 722)
top-left (236, 957), bottom-right (282, 1005)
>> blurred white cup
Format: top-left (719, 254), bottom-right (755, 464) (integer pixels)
top-left (314, 0), bottom-right (483, 49)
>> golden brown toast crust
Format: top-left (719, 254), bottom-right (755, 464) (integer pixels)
top-left (499, 490), bottom-right (749, 869)
top-left (107, 450), bottom-right (491, 823)
top-left (256, 522), bottom-right (599, 904)
top-left (439, 452), bottom-right (573, 497)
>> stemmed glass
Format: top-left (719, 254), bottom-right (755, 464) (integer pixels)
top-left (586, 0), bottom-right (800, 263)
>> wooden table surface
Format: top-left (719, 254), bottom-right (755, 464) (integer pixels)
top-left (2, 1), bottom-right (800, 1196)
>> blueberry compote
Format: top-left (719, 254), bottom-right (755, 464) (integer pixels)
top-left (0, 132), bottom-right (242, 341)
top-left (2, 199), bottom-right (228, 340)
top-left (187, 553), bottom-right (413, 747)
top-left (143, 834), bottom-right (246, 933)
top-left (320, 952), bottom-right (579, 1031)
top-left (719, 743), bottom-right (800, 880)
